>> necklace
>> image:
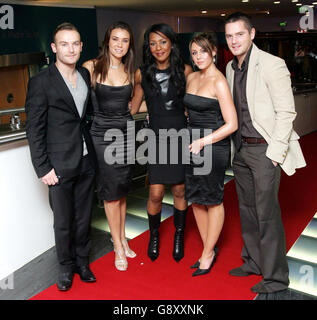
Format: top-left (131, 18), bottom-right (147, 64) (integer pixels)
top-left (110, 62), bottom-right (122, 70)
top-left (69, 79), bottom-right (76, 89)
top-left (67, 74), bottom-right (77, 89)
top-left (70, 80), bottom-right (76, 89)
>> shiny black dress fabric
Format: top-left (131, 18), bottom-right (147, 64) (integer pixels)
top-left (183, 93), bottom-right (230, 205)
top-left (141, 67), bottom-right (187, 184)
top-left (90, 84), bottom-right (133, 201)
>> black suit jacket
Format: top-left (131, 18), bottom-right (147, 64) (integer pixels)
top-left (26, 63), bottom-right (96, 178)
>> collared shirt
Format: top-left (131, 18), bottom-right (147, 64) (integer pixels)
top-left (232, 44), bottom-right (262, 148)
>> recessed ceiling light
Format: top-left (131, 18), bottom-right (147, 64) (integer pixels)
top-left (291, 0), bottom-right (298, 3)
top-left (267, 10), bottom-right (270, 14)
top-left (242, 0), bottom-right (249, 3)
top-left (221, 13), bottom-right (226, 16)
top-left (201, 10), bottom-right (207, 14)
top-left (274, 1), bottom-right (280, 4)
top-left (296, 3), bottom-right (302, 6)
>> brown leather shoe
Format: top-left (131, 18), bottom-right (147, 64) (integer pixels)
top-left (229, 266), bottom-right (254, 277)
top-left (251, 280), bottom-right (288, 294)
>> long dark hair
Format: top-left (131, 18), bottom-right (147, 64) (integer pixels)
top-left (142, 23), bottom-right (186, 97)
top-left (92, 21), bottom-right (135, 89)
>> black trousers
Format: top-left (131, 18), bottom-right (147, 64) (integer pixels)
top-left (48, 156), bottom-right (95, 272)
top-left (233, 143), bottom-right (289, 291)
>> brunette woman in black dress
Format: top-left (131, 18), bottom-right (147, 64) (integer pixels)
top-left (184, 33), bottom-right (237, 276)
top-left (83, 22), bottom-right (136, 271)
top-left (131, 24), bottom-right (192, 262)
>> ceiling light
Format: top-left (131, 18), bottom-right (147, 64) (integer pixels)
top-left (221, 13), bottom-right (226, 16)
top-left (267, 10), bottom-right (270, 14)
top-left (296, 3), bottom-right (302, 6)
top-left (291, 0), bottom-right (298, 2)
top-left (273, 1), bottom-right (280, 4)
top-left (242, 0), bottom-right (249, 3)
top-left (312, 1), bottom-right (317, 4)
top-left (201, 10), bottom-right (207, 14)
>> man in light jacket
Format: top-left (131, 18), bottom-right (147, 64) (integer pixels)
top-left (224, 12), bottom-right (306, 295)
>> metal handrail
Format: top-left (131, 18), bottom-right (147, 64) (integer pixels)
top-left (0, 131), bottom-right (26, 145)
top-left (0, 107), bottom-right (25, 116)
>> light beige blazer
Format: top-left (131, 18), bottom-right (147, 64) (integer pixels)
top-left (226, 43), bottom-right (306, 176)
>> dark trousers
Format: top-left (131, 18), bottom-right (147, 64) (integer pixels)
top-left (233, 143), bottom-right (289, 291)
top-left (48, 156), bottom-right (95, 272)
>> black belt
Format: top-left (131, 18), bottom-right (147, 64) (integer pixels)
top-left (242, 137), bottom-right (267, 144)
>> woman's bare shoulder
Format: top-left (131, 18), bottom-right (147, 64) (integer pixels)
top-left (134, 68), bottom-right (143, 83)
top-left (184, 64), bottom-right (193, 77)
top-left (82, 59), bottom-right (96, 72)
top-left (186, 70), bottom-right (199, 82)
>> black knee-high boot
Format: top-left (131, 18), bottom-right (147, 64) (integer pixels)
top-left (147, 211), bottom-right (161, 261)
top-left (173, 207), bottom-right (187, 262)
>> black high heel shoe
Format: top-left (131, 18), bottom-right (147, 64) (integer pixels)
top-left (190, 260), bottom-right (200, 269)
top-left (192, 247), bottom-right (218, 277)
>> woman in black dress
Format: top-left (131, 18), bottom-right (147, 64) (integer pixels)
top-left (184, 33), bottom-right (237, 276)
top-left (83, 22), bottom-right (136, 271)
top-left (131, 24), bottom-right (192, 262)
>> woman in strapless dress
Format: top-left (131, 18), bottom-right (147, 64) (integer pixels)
top-left (183, 32), bottom-right (237, 276)
top-left (83, 21), bottom-right (136, 271)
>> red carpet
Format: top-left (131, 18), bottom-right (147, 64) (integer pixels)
top-left (31, 131), bottom-right (317, 300)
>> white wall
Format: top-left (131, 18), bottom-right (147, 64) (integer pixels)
top-left (0, 140), bottom-right (55, 281)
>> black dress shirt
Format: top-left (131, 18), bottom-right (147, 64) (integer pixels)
top-left (232, 44), bottom-right (263, 150)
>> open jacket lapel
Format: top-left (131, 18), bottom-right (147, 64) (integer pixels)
top-left (48, 63), bottom-right (81, 118)
top-left (77, 66), bottom-right (90, 120)
top-left (246, 44), bottom-right (260, 120)
top-left (227, 63), bottom-right (234, 96)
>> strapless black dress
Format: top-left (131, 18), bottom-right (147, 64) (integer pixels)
top-left (183, 93), bottom-right (230, 205)
top-left (90, 83), bottom-right (133, 201)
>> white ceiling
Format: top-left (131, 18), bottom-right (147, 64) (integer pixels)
top-left (2, 0), bottom-right (315, 17)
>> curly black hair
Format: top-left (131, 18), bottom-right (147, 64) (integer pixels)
top-left (142, 23), bottom-right (186, 98)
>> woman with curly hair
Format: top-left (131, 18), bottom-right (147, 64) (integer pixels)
top-left (131, 23), bottom-right (192, 262)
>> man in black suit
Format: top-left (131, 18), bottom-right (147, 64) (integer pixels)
top-left (26, 22), bottom-right (97, 291)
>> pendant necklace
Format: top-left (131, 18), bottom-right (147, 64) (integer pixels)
top-left (110, 62), bottom-right (122, 70)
